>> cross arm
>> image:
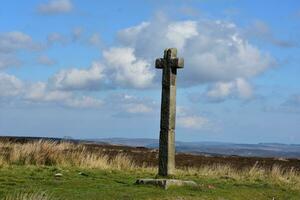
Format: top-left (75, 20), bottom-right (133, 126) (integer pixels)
top-left (170, 58), bottom-right (184, 69)
top-left (155, 58), bottom-right (165, 69)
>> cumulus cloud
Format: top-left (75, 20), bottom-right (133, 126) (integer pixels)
top-left (1, 16), bottom-right (277, 111)
top-left (119, 94), bottom-right (155, 114)
top-left (117, 22), bottom-right (150, 47)
top-left (124, 103), bottom-right (153, 114)
top-left (0, 71), bottom-right (103, 109)
top-left (0, 31), bottom-right (39, 53)
top-left (48, 48), bottom-right (155, 91)
top-left (49, 62), bottom-right (106, 90)
top-left (38, 17), bottom-right (274, 92)
top-left (0, 73), bottom-right (23, 97)
top-left (0, 31), bottom-right (43, 69)
top-left (48, 29), bottom-right (87, 46)
top-left (176, 106), bottom-right (211, 130)
top-left (206, 82), bottom-right (235, 100)
top-left (25, 82), bottom-right (103, 108)
top-left (25, 82), bottom-right (71, 102)
top-left (117, 18), bottom-right (274, 86)
top-left (103, 47), bottom-right (155, 89)
top-left (106, 93), bottom-right (156, 116)
top-left (207, 78), bottom-right (253, 101)
top-left (166, 21), bottom-right (198, 50)
top-left (38, 0), bottom-right (73, 15)
top-left (64, 96), bottom-right (103, 108)
top-left (235, 78), bottom-right (253, 99)
top-left (190, 78), bottom-right (253, 103)
top-left (178, 115), bottom-right (209, 130)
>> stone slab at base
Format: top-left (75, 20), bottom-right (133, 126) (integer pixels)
top-left (136, 179), bottom-right (197, 189)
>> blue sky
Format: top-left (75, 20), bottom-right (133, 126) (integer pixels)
top-left (0, 0), bottom-right (300, 144)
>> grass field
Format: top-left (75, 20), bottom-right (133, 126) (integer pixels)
top-left (1, 166), bottom-right (300, 200)
top-left (0, 140), bottom-right (299, 199)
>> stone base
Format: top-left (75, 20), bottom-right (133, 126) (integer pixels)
top-left (136, 179), bottom-right (197, 189)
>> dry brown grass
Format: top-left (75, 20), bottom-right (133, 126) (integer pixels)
top-left (0, 140), bottom-right (299, 189)
top-left (0, 140), bottom-right (138, 171)
top-left (175, 163), bottom-right (300, 190)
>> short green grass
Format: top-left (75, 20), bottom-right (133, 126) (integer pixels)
top-left (0, 166), bottom-right (299, 200)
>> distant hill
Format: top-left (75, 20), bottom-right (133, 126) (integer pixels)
top-left (1, 136), bottom-right (299, 159)
top-left (94, 138), bottom-right (300, 158)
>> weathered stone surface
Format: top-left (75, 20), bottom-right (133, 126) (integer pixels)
top-left (135, 49), bottom-right (190, 190)
top-left (136, 179), bottom-right (197, 189)
top-left (156, 48), bottom-right (184, 176)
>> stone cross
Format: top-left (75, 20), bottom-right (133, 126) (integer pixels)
top-left (155, 48), bottom-right (184, 176)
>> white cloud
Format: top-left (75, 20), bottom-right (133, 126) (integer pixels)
top-left (0, 73), bottom-right (23, 97)
top-left (0, 17), bottom-right (276, 111)
top-left (46, 47), bottom-right (154, 91)
top-left (47, 29), bottom-right (86, 46)
top-left (25, 82), bottom-right (46, 101)
top-left (0, 72), bottom-right (102, 109)
top-left (0, 31), bottom-right (42, 69)
top-left (166, 21), bottom-right (198, 50)
top-left (117, 18), bottom-right (274, 85)
top-left (206, 81), bottom-right (234, 99)
top-left (117, 22), bottom-right (150, 47)
top-left (124, 103), bottom-right (153, 114)
top-left (25, 82), bottom-right (103, 109)
top-left (106, 93), bottom-right (156, 116)
top-left (201, 78), bottom-right (253, 103)
top-left (38, 0), bottom-right (73, 15)
top-left (178, 115), bottom-right (209, 130)
top-left (236, 78), bottom-right (253, 99)
top-left (176, 105), bottom-right (212, 130)
top-left (25, 82), bottom-right (71, 102)
top-left (35, 17), bottom-right (274, 92)
top-left (0, 31), bottom-right (37, 53)
top-left (103, 47), bottom-right (155, 89)
top-left (49, 62), bottom-right (105, 90)
top-left (64, 96), bottom-right (103, 108)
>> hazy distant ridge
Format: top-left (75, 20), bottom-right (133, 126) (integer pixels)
top-left (96, 138), bottom-right (300, 158)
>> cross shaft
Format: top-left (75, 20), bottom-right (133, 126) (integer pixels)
top-left (155, 48), bottom-right (184, 177)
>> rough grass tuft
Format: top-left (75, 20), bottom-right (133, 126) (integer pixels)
top-left (0, 140), bottom-right (137, 171)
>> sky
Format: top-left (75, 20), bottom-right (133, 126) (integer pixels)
top-left (0, 0), bottom-right (300, 144)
